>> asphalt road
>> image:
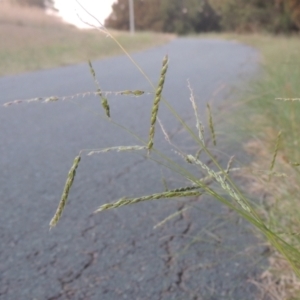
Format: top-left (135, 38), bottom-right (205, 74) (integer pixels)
top-left (0, 38), bottom-right (266, 300)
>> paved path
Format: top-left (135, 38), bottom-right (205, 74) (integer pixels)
top-left (0, 38), bottom-right (266, 300)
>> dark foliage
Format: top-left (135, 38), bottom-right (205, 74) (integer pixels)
top-left (208, 0), bottom-right (299, 32)
top-left (105, 0), bottom-right (220, 34)
top-left (105, 0), bottom-right (299, 33)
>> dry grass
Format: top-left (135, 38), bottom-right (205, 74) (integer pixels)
top-left (258, 254), bottom-right (300, 300)
top-left (242, 136), bottom-right (300, 300)
top-left (222, 33), bottom-right (300, 299)
top-left (0, 1), bottom-right (173, 76)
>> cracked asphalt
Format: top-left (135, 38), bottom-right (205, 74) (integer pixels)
top-left (0, 38), bottom-right (267, 300)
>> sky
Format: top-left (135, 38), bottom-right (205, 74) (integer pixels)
top-left (53, 0), bottom-right (116, 29)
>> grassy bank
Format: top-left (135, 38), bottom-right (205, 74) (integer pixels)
top-left (221, 33), bottom-right (300, 299)
top-left (0, 2), bottom-right (173, 76)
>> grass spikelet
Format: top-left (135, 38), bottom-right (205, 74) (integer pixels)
top-left (49, 155), bottom-right (81, 229)
top-left (270, 130), bottom-right (281, 174)
top-left (186, 154), bottom-right (251, 212)
top-left (88, 60), bottom-right (110, 118)
top-left (226, 156), bottom-right (235, 175)
top-left (207, 103), bottom-right (216, 146)
top-left (275, 98), bottom-right (300, 101)
top-left (3, 90), bottom-right (153, 107)
top-left (154, 207), bottom-right (190, 229)
top-left (200, 167), bottom-right (240, 183)
top-left (188, 80), bottom-right (205, 146)
top-left (147, 55), bottom-right (168, 151)
top-left (120, 90), bottom-right (145, 96)
top-left (45, 96), bottom-right (59, 102)
top-left (101, 96), bottom-right (110, 118)
top-left (88, 60), bottom-right (96, 79)
top-left (86, 145), bottom-right (146, 156)
top-left (94, 186), bottom-right (201, 213)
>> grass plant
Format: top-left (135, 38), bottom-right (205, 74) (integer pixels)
top-left (3, 5), bottom-right (300, 296)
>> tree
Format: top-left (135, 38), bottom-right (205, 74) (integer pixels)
top-left (132, 0), bottom-right (163, 31)
top-left (283, 0), bottom-right (300, 29)
top-left (105, 0), bottom-right (163, 31)
top-left (105, 0), bottom-right (220, 34)
top-left (106, 0), bottom-right (299, 34)
top-left (208, 0), bottom-right (298, 32)
top-left (105, 0), bottom-right (130, 30)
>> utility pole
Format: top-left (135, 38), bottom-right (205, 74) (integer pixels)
top-left (129, 0), bottom-right (135, 35)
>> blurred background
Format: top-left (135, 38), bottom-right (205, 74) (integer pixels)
top-left (1, 0), bottom-right (299, 76)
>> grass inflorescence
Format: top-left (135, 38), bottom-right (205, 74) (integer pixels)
top-left (3, 89), bottom-right (149, 108)
top-left (86, 146), bottom-right (147, 156)
top-left (188, 80), bottom-right (205, 146)
top-left (207, 103), bottom-right (216, 146)
top-left (49, 155), bottom-right (81, 229)
top-left (186, 154), bottom-right (251, 212)
top-left (95, 187), bottom-right (203, 213)
top-left (147, 55), bottom-right (168, 151)
top-left (88, 60), bottom-right (110, 118)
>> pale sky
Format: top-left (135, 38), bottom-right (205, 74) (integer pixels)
top-left (53, 0), bottom-right (116, 29)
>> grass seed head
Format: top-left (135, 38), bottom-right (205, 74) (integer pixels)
top-left (186, 154), bottom-right (251, 212)
top-left (87, 145), bottom-right (146, 155)
top-left (88, 60), bottom-right (96, 79)
top-left (226, 156), bottom-right (235, 175)
top-left (120, 90), bottom-right (145, 96)
top-left (101, 95), bottom-right (110, 118)
top-left (88, 60), bottom-right (110, 118)
top-left (188, 80), bottom-right (205, 146)
top-left (154, 207), bottom-right (190, 229)
top-left (95, 187), bottom-right (201, 213)
top-left (147, 55), bottom-right (168, 151)
top-left (207, 103), bottom-right (216, 146)
top-left (49, 155), bottom-right (81, 229)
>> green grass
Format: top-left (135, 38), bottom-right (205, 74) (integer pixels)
top-left (0, 2), bottom-right (173, 76)
top-left (218, 33), bottom-right (300, 299)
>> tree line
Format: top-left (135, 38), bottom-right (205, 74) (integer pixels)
top-left (105, 0), bottom-right (300, 34)
top-left (11, 0), bottom-right (300, 34)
